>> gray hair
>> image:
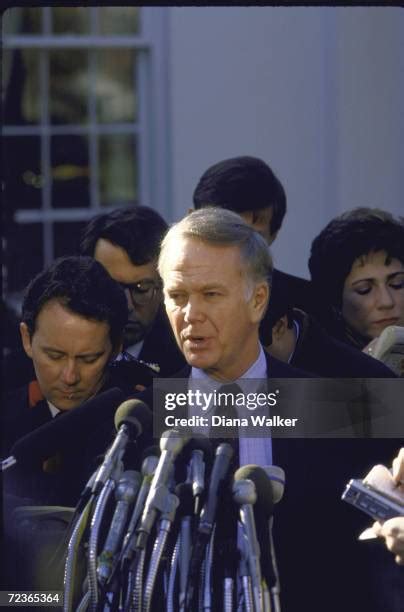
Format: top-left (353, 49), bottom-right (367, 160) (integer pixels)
top-left (158, 208), bottom-right (273, 288)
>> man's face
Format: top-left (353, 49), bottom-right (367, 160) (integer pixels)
top-left (20, 299), bottom-right (115, 411)
top-left (162, 237), bottom-right (268, 382)
top-left (94, 238), bottom-right (162, 347)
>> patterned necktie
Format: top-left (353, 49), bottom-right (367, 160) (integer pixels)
top-left (213, 383), bottom-right (244, 460)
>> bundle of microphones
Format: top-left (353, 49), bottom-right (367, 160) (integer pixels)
top-left (1, 387), bottom-right (285, 612)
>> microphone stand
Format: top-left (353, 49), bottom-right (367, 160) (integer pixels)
top-left (202, 525), bottom-right (216, 612)
top-left (63, 497), bottom-right (93, 612)
top-left (269, 517), bottom-right (281, 612)
top-left (88, 462), bottom-right (123, 612)
top-left (143, 492), bottom-right (179, 612)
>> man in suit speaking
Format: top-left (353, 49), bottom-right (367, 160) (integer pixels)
top-left (157, 206), bottom-right (304, 384)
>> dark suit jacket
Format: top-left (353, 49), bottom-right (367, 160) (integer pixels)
top-left (272, 268), bottom-right (317, 314)
top-left (259, 267), bottom-right (318, 345)
top-left (0, 358), bottom-right (158, 508)
top-left (136, 351), bottom-right (402, 612)
top-left (138, 306), bottom-right (186, 376)
top-left (291, 309), bottom-right (397, 378)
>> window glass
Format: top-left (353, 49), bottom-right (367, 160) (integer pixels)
top-left (96, 49), bottom-right (137, 123)
top-left (3, 135), bottom-right (42, 209)
top-left (51, 135), bottom-right (90, 208)
top-left (49, 49), bottom-right (89, 124)
top-left (2, 7), bottom-right (42, 35)
top-left (54, 221), bottom-right (87, 258)
top-left (52, 7), bottom-right (90, 34)
top-left (99, 134), bottom-right (138, 207)
top-left (98, 7), bottom-right (140, 35)
top-left (6, 223), bottom-right (44, 293)
top-left (3, 49), bottom-right (41, 125)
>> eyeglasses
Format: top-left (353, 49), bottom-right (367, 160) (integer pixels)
top-left (120, 280), bottom-right (162, 306)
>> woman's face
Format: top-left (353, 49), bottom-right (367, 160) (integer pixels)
top-left (342, 250), bottom-right (404, 341)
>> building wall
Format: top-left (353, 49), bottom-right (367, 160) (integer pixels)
top-left (167, 7), bottom-right (403, 279)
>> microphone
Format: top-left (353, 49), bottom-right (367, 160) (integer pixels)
top-left (188, 435), bottom-right (212, 490)
top-left (120, 448), bottom-right (160, 565)
top-left (175, 483), bottom-right (195, 611)
top-left (234, 465), bottom-right (281, 516)
top-left (135, 430), bottom-right (189, 550)
top-left (235, 465), bottom-right (285, 600)
top-left (97, 470), bottom-right (141, 586)
top-left (185, 442), bottom-right (234, 611)
top-left (92, 398), bottom-right (152, 493)
top-left (1, 387), bottom-right (125, 471)
top-left (232, 475), bottom-right (263, 612)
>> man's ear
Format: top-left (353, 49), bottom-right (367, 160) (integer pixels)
top-left (250, 282), bottom-right (270, 323)
top-left (20, 322), bottom-right (33, 358)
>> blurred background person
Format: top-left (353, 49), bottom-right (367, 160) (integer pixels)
top-left (80, 206), bottom-right (185, 376)
top-left (1, 256), bottom-right (154, 507)
top-left (263, 273), bottom-right (397, 377)
top-left (309, 208), bottom-right (404, 352)
top-left (192, 155), bottom-right (316, 315)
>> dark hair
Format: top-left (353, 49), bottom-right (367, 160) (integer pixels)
top-left (193, 156), bottom-right (287, 235)
top-left (22, 256), bottom-right (128, 349)
top-left (309, 207), bottom-right (404, 307)
top-left (79, 206), bottom-right (168, 266)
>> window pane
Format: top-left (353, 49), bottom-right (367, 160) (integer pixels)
top-left (3, 136), bottom-right (42, 210)
top-left (96, 49), bottom-right (137, 123)
top-left (98, 7), bottom-right (140, 35)
top-left (2, 7), bottom-right (42, 36)
top-left (51, 135), bottom-right (90, 208)
top-left (54, 221), bottom-right (87, 259)
top-left (52, 7), bottom-right (90, 35)
top-left (2, 49), bottom-right (41, 125)
top-left (99, 134), bottom-right (138, 207)
top-left (49, 50), bottom-right (89, 124)
top-left (5, 223), bottom-right (44, 294)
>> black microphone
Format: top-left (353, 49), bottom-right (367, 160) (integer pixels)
top-left (1, 387), bottom-right (125, 471)
top-left (185, 442), bottom-right (234, 611)
top-left (92, 398), bottom-right (152, 493)
top-left (235, 465), bottom-right (285, 593)
top-left (175, 482), bottom-right (195, 611)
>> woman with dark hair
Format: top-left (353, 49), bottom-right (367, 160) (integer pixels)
top-left (309, 207), bottom-right (404, 350)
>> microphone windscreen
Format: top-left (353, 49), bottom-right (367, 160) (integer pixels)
top-left (114, 398), bottom-right (152, 437)
top-left (11, 387), bottom-right (125, 466)
top-left (234, 465), bottom-right (275, 517)
top-left (264, 465), bottom-right (286, 503)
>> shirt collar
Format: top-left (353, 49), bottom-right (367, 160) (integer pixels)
top-left (47, 401), bottom-right (61, 418)
top-left (117, 340), bottom-right (144, 360)
top-left (190, 343), bottom-right (268, 392)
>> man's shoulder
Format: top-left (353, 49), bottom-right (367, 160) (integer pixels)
top-left (139, 308), bottom-right (186, 376)
top-left (264, 351), bottom-right (315, 378)
top-left (301, 315), bottom-right (397, 378)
